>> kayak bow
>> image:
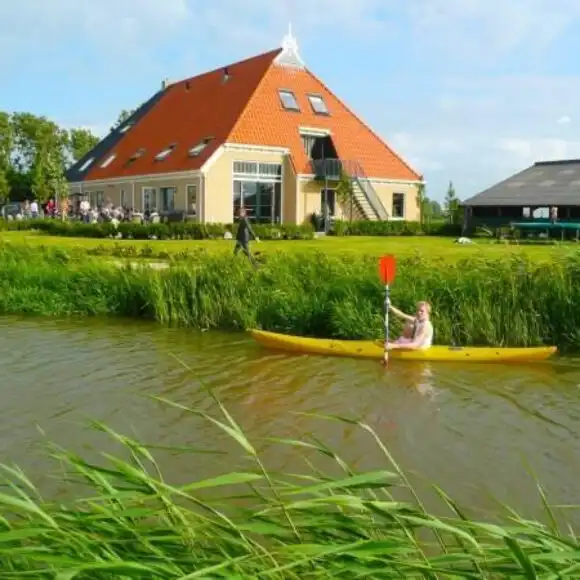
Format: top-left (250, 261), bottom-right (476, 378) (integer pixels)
top-left (249, 329), bottom-right (557, 363)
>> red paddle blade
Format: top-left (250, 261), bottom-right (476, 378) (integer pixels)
top-left (379, 255), bottom-right (396, 285)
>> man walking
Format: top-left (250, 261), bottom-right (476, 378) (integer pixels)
top-left (234, 208), bottom-right (259, 266)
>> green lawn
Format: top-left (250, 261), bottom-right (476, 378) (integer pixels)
top-left (0, 230), bottom-right (576, 262)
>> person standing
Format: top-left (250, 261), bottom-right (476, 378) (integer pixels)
top-left (234, 208), bottom-right (259, 266)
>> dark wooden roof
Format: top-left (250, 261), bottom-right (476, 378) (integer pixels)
top-left (463, 159), bottom-right (580, 206)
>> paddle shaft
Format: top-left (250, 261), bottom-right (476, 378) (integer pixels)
top-left (384, 283), bottom-right (390, 360)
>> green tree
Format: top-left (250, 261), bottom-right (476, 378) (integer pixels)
top-left (68, 128), bottom-right (99, 163)
top-left (444, 180), bottom-right (460, 224)
top-left (11, 113), bottom-right (69, 202)
top-left (336, 170), bottom-right (355, 220)
top-left (111, 109), bottom-right (135, 131)
top-left (0, 112), bottom-right (12, 203)
top-left (415, 176), bottom-right (426, 227)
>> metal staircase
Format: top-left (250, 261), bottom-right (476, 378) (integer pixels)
top-left (311, 158), bottom-right (389, 221)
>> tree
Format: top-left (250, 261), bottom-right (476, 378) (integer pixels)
top-left (336, 170), bottom-right (355, 220)
top-left (444, 180), bottom-right (460, 224)
top-left (111, 109), bottom-right (135, 131)
top-left (69, 128), bottom-right (99, 163)
top-left (415, 175), bottom-right (426, 226)
top-left (0, 112), bottom-right (12, 203)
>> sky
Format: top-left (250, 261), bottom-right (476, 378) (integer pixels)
top-left (2, 0), bottom-right (580, 202)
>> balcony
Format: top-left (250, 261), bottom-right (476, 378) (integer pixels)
top-left (311, 158), bottom-right (343, 180)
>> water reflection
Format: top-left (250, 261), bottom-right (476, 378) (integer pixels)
top-left (0, 316), bottom-right (578, 524)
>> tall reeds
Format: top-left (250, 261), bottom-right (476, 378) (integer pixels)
top-left (1, 243), bottom-right (579, 348)
top-left (0, 396), bottom-right (577, 577)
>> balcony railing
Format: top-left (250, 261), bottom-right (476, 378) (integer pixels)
top-left (311, 158), bottom-right (343, 180)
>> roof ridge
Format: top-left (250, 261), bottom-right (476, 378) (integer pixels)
top-left (224, 52), bottom-right (281, 145)
top-left (178, 48), bottom-right (282, 85)
top-left (303, 67), bottom-right (421, 180)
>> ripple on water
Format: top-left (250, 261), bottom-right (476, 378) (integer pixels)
top-left (0, 316), bottom-right (579, 525)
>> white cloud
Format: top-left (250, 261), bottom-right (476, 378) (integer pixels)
top-left (496, 137), bottom-right (580, 165)
top-left (557, 116), bottom-right (571, 124)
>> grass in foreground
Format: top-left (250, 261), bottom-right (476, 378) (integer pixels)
top-left (0, 242), bottom-right (579, 348)
top-left (0, 230), bottom-right (577, 262)
top-left (0, 394), bottom-right (578, 578)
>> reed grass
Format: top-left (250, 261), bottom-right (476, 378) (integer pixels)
top-left (1, 243), bottom-right (580, 348)
top-left (0, 394), bottom-right (577, 577)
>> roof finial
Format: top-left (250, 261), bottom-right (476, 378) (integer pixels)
top-left (275, 22), bottom-right (305, 69)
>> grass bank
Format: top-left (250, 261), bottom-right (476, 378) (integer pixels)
top-left (0, 397), bottom-right (578, 577)
top-left (0, 230), bottom-right (576, 263)
top-left (0, 243), bottom-right (579, 349)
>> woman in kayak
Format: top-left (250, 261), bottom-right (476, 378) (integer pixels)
top-left (386, 300), bottom-right (433, 350)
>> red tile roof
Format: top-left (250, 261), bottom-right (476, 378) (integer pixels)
top-left (73, 47), bottom-right (419, 183)
top-left (230, 64), bottom-right (419, 180)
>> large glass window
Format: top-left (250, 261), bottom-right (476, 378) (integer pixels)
top-left (160, 186), bottom-right (176, 211)
top-left (143, 187), bottom-right (157, 213)
top-left (232, 161), bottom-right (283, 223)
top-left (233, 181), bottom-right (281, 223)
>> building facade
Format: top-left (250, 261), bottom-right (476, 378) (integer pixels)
top-left (67, 31), bottom-right (422, 225)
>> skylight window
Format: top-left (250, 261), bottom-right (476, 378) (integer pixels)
top-left (101, 154), bottom-right (116, 168)
top-left (119, 123), bottom-right (132, 133)
top-left (155, 143), bottom-right (176, 161)
top-left (128, 148), bottom-right (145, 162)
top-left (188, 137), bottom-right (213, 156)
top-left (279, 90), bottom-right (299, 111)
top-left (308, 94), bottom-right (329, 115)
top-left (79, 157), bottom-right (94, 171)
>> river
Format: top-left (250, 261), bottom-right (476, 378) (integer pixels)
top-left (1, 316), bottom-right (579, 524)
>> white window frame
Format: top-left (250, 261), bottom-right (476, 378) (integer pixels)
top-left (159, 186), bottom-right (177, 212)
top-left (186, 183), bottom-right (198, 217)
top-left (142, 187), bottom-right (158, 213)
top-left (232, 160), bottom-right (284, 223)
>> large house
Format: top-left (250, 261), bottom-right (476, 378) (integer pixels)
top-left (66, 30), bottom-right (421, 225)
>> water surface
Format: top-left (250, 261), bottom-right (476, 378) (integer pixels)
top-left (1, 316), bottom-right (579, 523)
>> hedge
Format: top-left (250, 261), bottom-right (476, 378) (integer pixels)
top-left (0, 218), bottom-right (462, 240)
top-left (0, 220), bottom-right (315, 240)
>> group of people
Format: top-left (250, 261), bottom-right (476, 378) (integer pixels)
top-left (233, 207), bottom-right (434, 353)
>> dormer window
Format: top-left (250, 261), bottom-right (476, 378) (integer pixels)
top-left (100, 154), bottom-right (116, 168)
top-left (279, 90), bottom-right (299, 111)
top-left (79, 157), bottom-right (94, 171)
top-left (188, 137), bottom-right (213, 156)
top-left (308, 94), bottom-right (329, 115)
top-left (155, 143), bottom-right (176, 160)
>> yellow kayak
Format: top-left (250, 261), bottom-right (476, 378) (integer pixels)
top-left (249, 329), bottom-right (558, 363)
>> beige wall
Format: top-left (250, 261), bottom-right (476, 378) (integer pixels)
top-left (372, 181), bottom-right (420, 221)
top-left (297, 178), bottom-right (418, 222)
top-left (204, 149), bottom-right (288, 223)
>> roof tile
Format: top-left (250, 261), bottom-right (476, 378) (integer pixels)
top-left (72, 47), bottom-right (419, 183)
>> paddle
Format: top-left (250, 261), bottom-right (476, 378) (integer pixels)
top-left (379, 255), bottom-right (397, 365)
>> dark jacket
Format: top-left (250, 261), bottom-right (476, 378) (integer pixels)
top-left (236, 216), bottom-right (256, 243)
